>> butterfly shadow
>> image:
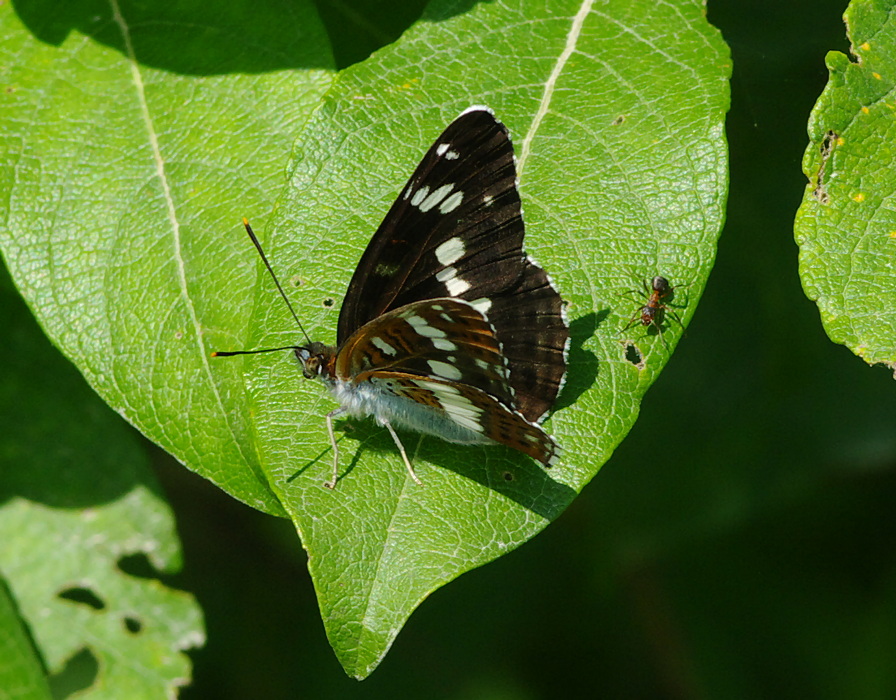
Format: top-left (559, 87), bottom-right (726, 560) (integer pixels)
top-left (286, 420), bottom-right (578, 520)
top-left (553, 310), bottom-right (605, 412)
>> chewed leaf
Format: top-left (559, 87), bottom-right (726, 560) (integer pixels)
top-left (795, 0), bottom-right (896, 371)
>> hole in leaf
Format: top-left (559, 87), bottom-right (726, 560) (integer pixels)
top-left (322, 297), bottom-right (335, 308)
top-left (117, 553), bottom-right (157, 579)
top-left (124, 616), bottom-right (143, 634)
top-left (48, 647), bottom-right (98, 698)
top-left (58, 587), bottom-right (105, 610)
top-left (611, 114), bottom-right (626, 125)
top-left (502, 471), bottom-right (514, 482)
top-left (624, 341), bottom-right (644, 369)
top-left (288, 274), bottom-right (304, 288)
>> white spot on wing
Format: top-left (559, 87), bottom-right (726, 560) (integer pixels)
top-left (469, 297), bottom-right (492, 316)
top-left (410, 185), bottom-right (429, 207)
top-left (428, 360), bottom-right (462, 381)
top-left (442, 402), bottom-right (484, 432)
top-left (418, 184), bottom-right (454, 212)
top-left (439, 190), bottom-right (464, 213)
top-left (436, 267), bottom-right (470, 296)
top-left (414, 378), bottom-right (459, 395)
top-left (371, 336), bottom-right (397, 356)
top-left (405, 314), bottom-right (448, 338)
top-left (434, 237), bottom-right (465, 265)
top-left (445, 150), bottom-right (459, 160)
top-left (436, 143), bottom-right (450, 156)
top-left (409, 378), bottom-right (487, 433)
top-left (432, 338), bottom-right (457, 351)
top-left (482, 194), bottom-right (494, 207)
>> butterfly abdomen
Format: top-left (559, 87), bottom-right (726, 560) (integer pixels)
top-left (330, 376), bottom-right (495, 446)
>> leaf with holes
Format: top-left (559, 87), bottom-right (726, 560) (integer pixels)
top-left (795, 0), bottom-right (896, 372)
top-left (0, 269), bottom-right (204, 696)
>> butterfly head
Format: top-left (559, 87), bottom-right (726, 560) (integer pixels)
top-left (295, 342), bottom-right (336, 380)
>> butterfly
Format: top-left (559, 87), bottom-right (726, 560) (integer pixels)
top-left (214, 107), bottom-right (570, 489)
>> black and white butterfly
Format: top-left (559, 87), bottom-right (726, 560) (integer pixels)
top-left (215, 107), bottom-right (569, 489)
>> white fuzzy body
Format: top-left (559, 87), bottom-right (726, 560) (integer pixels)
top-left (326, 377), bottom-right (494, 445)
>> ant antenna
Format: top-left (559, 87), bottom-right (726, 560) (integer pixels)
top-left (210, 218), bottom-right (312, 358)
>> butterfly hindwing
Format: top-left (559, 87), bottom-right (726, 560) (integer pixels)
top-left (473, 263), bottom-right (569, 423)
top-left (336, 298), bottom-right (515, 409)
top-left (366, 372), bottom-right (560, 466)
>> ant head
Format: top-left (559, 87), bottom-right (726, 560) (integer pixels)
top-left (651, 276), bottom-right (671, 294)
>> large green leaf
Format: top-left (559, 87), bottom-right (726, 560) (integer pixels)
top-left (0, 265), bottom-right (204, 697)
top-left (0, 0), bottom-right (729, 678)
top-left (0, 0), bottom-right (335, 515)
top-left (214, 0), bottom-right (729, 676)
top-left (795, 0), bottom-right (896, 371)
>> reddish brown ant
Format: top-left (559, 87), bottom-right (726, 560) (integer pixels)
top-left (622, 276), bottom-right (685, 343)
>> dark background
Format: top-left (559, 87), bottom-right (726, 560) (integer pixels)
top-left (143, 0), bottom-right (895, 697)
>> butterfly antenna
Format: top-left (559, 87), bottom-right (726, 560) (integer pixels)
top-left (240, 218), bottom-right (312, 345)
top-left (212, 344), bottom-right (304, 358)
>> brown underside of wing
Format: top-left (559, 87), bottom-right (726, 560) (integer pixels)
top-left (483, 261), bottom-right (568, 423)
top-left (363, 371), bottom-right (559, 466)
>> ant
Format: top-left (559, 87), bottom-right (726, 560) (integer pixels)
top-left (622, 276), bottom-right (685, 342)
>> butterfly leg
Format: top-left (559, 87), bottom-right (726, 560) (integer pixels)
top-left (383, 420), bottom-right (423, 486)
top-left (323, 407), bottom-right (347, 489)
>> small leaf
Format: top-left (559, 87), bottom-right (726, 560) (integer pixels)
top-left (795, 0), bottom-right (896, 372)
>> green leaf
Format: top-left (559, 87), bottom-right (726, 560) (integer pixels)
top-left (795, 0), bottom-right (896, 372)
top-left (229, 0), bottom-right (729, 676)
top-left (0, 0), bottom-right (729, 678)
top-left (0, 578), bottom-right (52, 700)
top-left (0, 265), bottom-right (204, 697)
top-left (0, 0), bottom-right (335, 515)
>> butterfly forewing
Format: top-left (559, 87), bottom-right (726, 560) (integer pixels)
top-left (337, 108), bottom-right (525, 341)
